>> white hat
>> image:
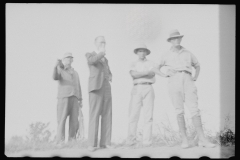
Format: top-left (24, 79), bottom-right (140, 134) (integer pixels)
top-left (167, 29), bottom-right (184, 42)
top-left (134, 44), bottom-right (151, 55)
top-left (62, 52), bottom-right (73, 59)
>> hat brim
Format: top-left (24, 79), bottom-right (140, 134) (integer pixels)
top-left (134, 48), bottom-right (151, 55)
top-left (167, 35), bottom-right (184, 42)
top-left (62, 56), bottom-right (73, 59)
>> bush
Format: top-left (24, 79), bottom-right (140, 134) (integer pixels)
top-left (5, 121), bottom-right (88, 154)
top-left (27, 122), bottom-right (52, 143)
top-left (5, 122), bottom-right (53, 154)
top-left (219, 129), bottom-right (235, 146)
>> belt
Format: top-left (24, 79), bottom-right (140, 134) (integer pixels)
top-left (134, 82), bottom-right (152, 86)
top-left (178, 70), bottom-right (191, 75)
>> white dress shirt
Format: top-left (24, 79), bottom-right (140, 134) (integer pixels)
top-left (130, 58), bottom-right (157, 84)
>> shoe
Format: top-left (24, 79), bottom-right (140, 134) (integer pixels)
top-left (126, 140), bottom-right (137, 146)
top-left (181, 142), bottom-right (189, 149)
top-left (142, 141), bottom-right (152, 147)
top-left (53, 140), bottom-right (65, 147)
top-left (100, 145), bottom-right (115, 149)
top-left (88, 146), bottom-right (97, 152)
top-left (198, 140), bottom-right (216, 148)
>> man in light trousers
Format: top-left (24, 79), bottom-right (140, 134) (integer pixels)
top-left (85, 36), bottom-right (113, 152)
top-left (127, 44), bottom-right (167, 146)
top-left (53, 52), bottom-right (83, 144)
top-left (153, 29), bottom-right (216, 148)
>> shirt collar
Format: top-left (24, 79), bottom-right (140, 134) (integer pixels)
top-left (170, 45), bottom-right (185, 53)
top-left (94, 49), bottom-right (100, 54)
top-left (138, 58), bottom-right (148, 62)
top-left (64, 65), bottom-right (73, 70)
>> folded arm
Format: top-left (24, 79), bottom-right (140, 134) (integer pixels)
top-left (130, 70), bottom-right (155, 79)
top-left (85, 52), bottom-right (105, 65)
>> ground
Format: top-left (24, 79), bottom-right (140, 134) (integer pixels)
top-left (6, 145), bottom-right (235, 158)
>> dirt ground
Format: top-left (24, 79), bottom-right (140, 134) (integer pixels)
top-left (6, 145), bottom-right (235, 158)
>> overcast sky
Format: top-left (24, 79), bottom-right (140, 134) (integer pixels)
top-left (6, 4), bottom-right (234, 143)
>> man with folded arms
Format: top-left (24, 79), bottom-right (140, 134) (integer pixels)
top-left (85, 36), bottom-right (113, 152)
top-left (127, 44), bottom-right (167, 147)
top-left (153, 29), bottom-right (216, 148)
top-left (53, 52), bottom-right (83, 144)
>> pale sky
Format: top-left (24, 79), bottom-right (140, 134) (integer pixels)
top-left (6, 4), bottom-right (232, 143)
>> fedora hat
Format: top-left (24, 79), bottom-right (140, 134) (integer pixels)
top-left (167, 29), bottom-right (184, 42)
top-left (62, 52), bottom-right (73, 59)
top-left (134, 44), bottom-right (151, 55)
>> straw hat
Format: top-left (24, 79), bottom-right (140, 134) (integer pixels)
top-left (167, 29), bottom-right (184, 42)
top-left (134, 44), bottom-right (151, 55)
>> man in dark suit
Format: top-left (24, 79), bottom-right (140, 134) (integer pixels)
top-left (85, 36), bottom-right (113, 152)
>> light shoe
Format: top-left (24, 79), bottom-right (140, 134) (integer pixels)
top-left (180, 141), bottom-right (189, 149)
top-left (142, 142), bottom-right (152, 147)
top-left (198, 140), bottom-right (216, 148)
top-left (88, 146), bottom-right (97, 152)
top-left (126, 138), bottom-right (137, 146)
top-left (142, 140), bottom-right (152, 147)
top-left (53, 140), bottom-right (65, 147)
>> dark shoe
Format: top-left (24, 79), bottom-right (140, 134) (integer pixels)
top-left (100, 145), bottom-right (115, 149)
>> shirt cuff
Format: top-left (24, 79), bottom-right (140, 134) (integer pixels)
top-left (193, 63), bottom-right (200, 68)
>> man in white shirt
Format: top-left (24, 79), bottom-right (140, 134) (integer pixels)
top-left (127, 44), bottom-right (167, 146)
top-left (153, 29), bottom-right (215, 148)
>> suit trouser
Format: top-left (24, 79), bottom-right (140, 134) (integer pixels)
top-left (56, 96), bottom-right (79, 142)
top-left (168, 72), bottom-right (200, 118)
top-left (88, 79), bottom-right (112, 147)
top-left (128, 85), bottom-right (155, 144)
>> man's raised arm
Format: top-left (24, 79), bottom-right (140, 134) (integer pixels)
top-left (85, 52), bottom-right (105, 65)
top-left (53, 60), bottom-right (62, 80)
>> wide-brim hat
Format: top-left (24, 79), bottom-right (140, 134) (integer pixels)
top-left (134, 44), bottom-right (151, 55)
top-left (167, 29), bottom-right (184, 42)
top-left (62, 52), bottom-right (73, 59)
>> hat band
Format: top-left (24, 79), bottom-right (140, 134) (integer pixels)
top-left (170, 32), bottom-right (181, 37)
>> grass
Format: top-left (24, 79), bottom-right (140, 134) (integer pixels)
top-left (5, 115), bottom-right (235, 157)
top-left (5, 136), bottom-right (89, 154)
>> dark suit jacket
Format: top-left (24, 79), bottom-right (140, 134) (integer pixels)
top-left (85, 51), bottom-right (112, 92)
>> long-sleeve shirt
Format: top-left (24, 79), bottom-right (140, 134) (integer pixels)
top-left (53, 66), bottom-right (82, 100)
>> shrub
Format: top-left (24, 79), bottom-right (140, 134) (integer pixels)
top-left (5, 121), bottom-right (88, 154)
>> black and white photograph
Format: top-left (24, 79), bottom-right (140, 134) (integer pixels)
top-left (5, 3), bottom-right (235, 158)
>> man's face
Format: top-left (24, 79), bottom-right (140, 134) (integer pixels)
top-left (137, 49), bottom-right (147, 59)
top-left (95, 37), bottom-right (106, 49)
top-left (170, 37), bottom-right (182, 46)
top-left (63, 56), bottom-right (73, 66)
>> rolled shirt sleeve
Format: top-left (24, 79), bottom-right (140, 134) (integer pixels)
top-left (190, 52), bottom-right (200, 68)
top-left (148, 61), bottom-right (158, 70)
top-left (158, 54), bottom-right (166, 66)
